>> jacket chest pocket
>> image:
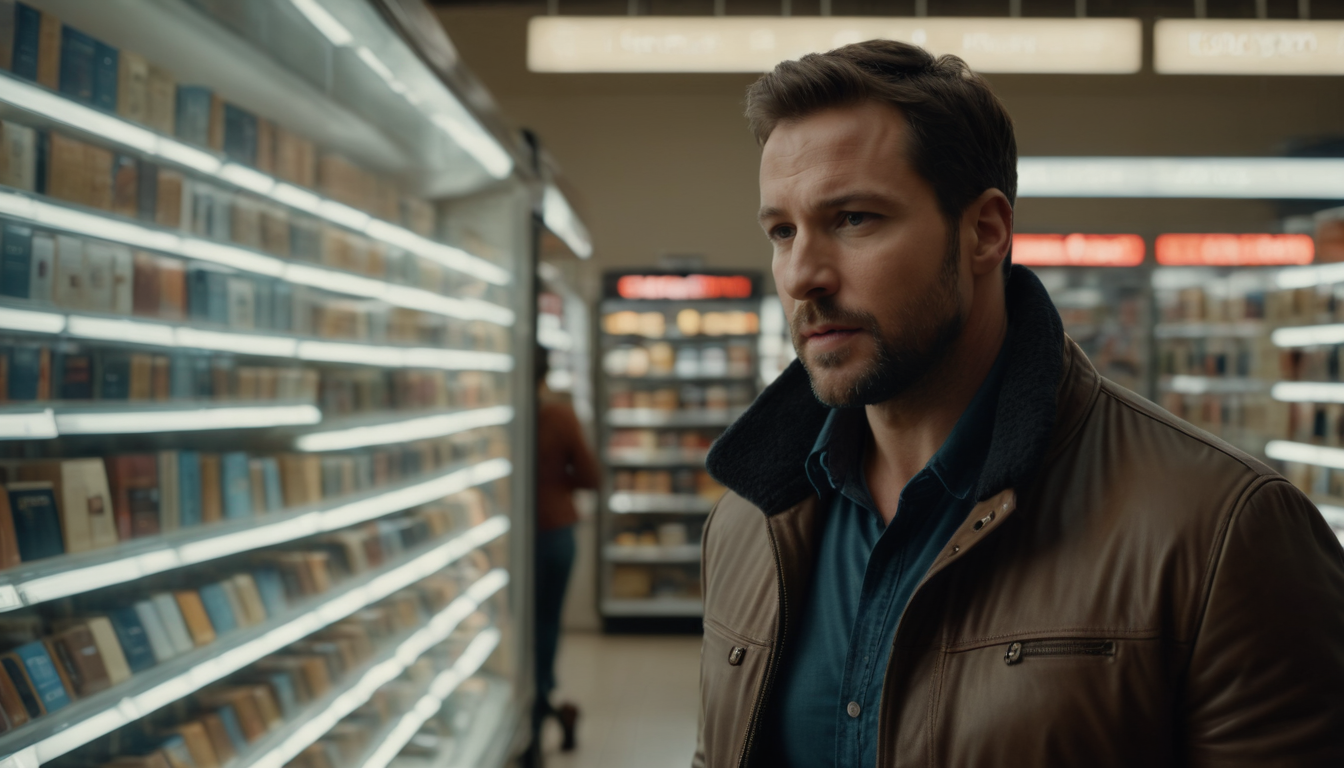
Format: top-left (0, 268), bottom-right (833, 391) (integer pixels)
top-left (700, 618), bottom-right (771, 768)
top-left (1002, 638), bottom-right (1116, 665)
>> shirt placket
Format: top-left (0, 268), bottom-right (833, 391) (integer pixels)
top-left (835, 473), bottom-right (932, 767)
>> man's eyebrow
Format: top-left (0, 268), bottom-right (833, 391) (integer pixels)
top-left (757, 192), bottom-right (896, 223)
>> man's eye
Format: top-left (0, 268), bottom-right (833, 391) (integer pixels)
top-left (771, 225), bottom-right (795, 240)
top-left (843, 212), bottom-right (868, 227)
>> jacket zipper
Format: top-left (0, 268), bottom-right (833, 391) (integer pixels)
top-left (736, 519), bottom-right (790, 768)
top-left (1004, 639), bottom-right (1115, 665)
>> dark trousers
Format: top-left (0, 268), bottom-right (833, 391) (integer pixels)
top-left (533, 525), bottom-right (576, 732)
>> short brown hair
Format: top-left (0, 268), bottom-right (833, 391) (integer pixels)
top-left (746, 40), bottom-right (1017, 270)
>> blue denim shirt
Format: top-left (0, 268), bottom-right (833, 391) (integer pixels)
top-left (769, 347), bottom-right (1007, 767)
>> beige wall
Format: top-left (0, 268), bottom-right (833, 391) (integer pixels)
top-left (437, 6), bottom-right (1344, 280)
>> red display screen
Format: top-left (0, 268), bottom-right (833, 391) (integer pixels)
top-left (1013, 234), bottom-right (1146, 267)
top-left (1155, 234), bottom-right (1315, 266)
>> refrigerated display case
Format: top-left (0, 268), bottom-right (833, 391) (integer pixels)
top-left (1035, 267), bottom-right (1151, 398)
top-left (597, 270), bottom-right (761, 627)
top-left (0, 1), bottom-right (539, 766)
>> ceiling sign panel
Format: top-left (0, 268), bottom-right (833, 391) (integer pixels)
top-left (529, 16), bottom-right (1142, 74)
top-left (1155, 20), bottom-right (1344, 76)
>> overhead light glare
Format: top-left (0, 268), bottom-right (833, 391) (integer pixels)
top-left (1018, 157), bottom-right (1344, 200)
top-left (1265, 439), bottom-right (1344, 470)
top-left (1271, 324), bottom-right (1344, 348)
top-left (296, 406), bottom-right (514, 452)
top-left (289, 0), bottom-right (354, 46)
top-left (431, 113), bottom-right (514, 180)
top-left (1272, 382), bottom-right (1344, 404)
top-left (542, 185), bottom-right (593, 258)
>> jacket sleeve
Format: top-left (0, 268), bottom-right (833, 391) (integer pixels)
top-left (1184, 478), bottom-right (1344, 765)
top-left (560, 403), bottom-right (601, 491)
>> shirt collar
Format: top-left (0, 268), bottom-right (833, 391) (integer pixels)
top-left (804, 337), bottom-right (1010, 505)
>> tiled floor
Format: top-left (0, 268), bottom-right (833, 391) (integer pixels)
top-left (539, 631), bottom-right (701, 768)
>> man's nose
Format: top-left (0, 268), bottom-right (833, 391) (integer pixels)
top-left (777, 229), bottom-right (839, 303)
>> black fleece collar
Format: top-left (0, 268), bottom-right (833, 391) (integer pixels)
top-left (706, 265), bottom-right (1065, 516)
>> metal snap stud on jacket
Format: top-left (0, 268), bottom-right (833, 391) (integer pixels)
top-left (728, 646), bottom-right (745, 666)
top-left (974, 510), bottom-right (996, 531)
top-left (1004, 641), bottom-right (1023, 665)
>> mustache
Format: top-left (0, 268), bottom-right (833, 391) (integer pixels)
top-left (789, 298), bottom-right (880, 337)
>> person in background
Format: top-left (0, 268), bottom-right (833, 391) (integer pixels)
top-left (533, 345), bottom-right (599, 753)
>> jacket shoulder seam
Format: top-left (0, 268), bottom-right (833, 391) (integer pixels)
top-left (1097, 383), bottom-right (1272, 477)
top-left (1185, 474), bottom-right (1283, 661)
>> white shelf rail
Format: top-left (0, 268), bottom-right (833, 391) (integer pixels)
top-left (0, 458), bottom-right (513, 611)
top-left (0, 519), bottom-right (511, 767)
top-left (0, 402), bottom-right (323, 440)
top-left (296, 406), bottom-right (514, 452)
top-left (0, 72), bottom-right (511, 288)
top-left (351, 628), bottom-right (504, 768)
top-left (0, 305), bottom-right (514, 372)
top-left (241, 580), bottom-right (507, 768)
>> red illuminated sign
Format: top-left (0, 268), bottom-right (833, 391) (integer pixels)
top-left (1013, 234), bottom-right (1145, 267)
top-left (1155, 234), bottom-right (1314, 266)
top-left (615, 274), bottom-right (754, 300)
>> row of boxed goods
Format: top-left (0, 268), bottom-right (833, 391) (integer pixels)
top-left (282, 621), bottom-right (492, 768)
top-left (1156, 286), bottom-right (1267, 324)
top-left (0, 343), bottom-right (318, 403)
top-left (608, 429), bottom-right (715, 455)
top-left (1283, 462), bottom-right (1344, 506)
top-left (608, 383), bottom-right (755, 413)
top-left (0, 4), bottom-right (442, 233)
top-left (69, 558), bottom-right (495, 767)
top-left (0, 434), bottom-right (501, 566)
top-left (602, 342), bottom-right (754, 379)
top-left (1155, 337), bottom-right (1277, 379)
top-left (611, 469), bottom-right (726, 499)
top-left (609, 564), bottom-right (699, 600)
top-left (0, 340), bottom-right (506, 410)
top-left (612, 521), bottom-right (698, 548)
top-left (1265, 285), bottom-right (1344, 327)
top-left (0, 223), bottom-right (507, 349)
top-left (1285, 401), bottom-right (1344, 447)
top-left (602, 309), bottom-right (759, 339)
top-left (0, 124), bottom-right (481, 297)
top-left (1156, 391), bottom-right (1278, 445)
top-left (0, 510), bottom-right (490, 735)
top-left (1279, 346), bottom-right (1344, 383)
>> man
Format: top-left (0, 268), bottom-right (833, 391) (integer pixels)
top-left (694, 39), bottom-right (1344, 768)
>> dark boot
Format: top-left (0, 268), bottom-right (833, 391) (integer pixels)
top-left (556, 702), bottom-right (580, 752)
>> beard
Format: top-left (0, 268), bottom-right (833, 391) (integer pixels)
top-left (790, 232), bottom-right (965, 409)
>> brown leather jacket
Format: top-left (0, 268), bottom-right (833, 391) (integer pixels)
top-left (695, 267), bottom-right (1344, 768)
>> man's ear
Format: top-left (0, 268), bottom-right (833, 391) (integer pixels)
top-left (964, 189), bottom-right (1013, 278)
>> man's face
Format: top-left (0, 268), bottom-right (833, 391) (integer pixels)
top-left (759, 102), bottom-right (965, 408)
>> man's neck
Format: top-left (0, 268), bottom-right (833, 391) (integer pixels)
top-left (862, 303), bottom-right (1008, 524)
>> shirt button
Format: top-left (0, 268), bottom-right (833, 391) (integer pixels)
top-left (846, 701), bottom-right (861, 718)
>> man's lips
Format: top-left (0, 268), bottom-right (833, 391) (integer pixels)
top-left (802, 325), bottom-right (861, 339)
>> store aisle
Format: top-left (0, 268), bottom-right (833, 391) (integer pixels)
top-left (541, 631), bottom-right (701, 768)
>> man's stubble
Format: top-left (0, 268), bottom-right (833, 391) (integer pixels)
top-left (790, 231), bottom-right (965, 409)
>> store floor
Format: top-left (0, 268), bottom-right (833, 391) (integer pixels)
top-left (541, 631), bottom-right (701, 768)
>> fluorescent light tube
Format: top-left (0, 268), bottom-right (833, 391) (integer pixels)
top-left (1265, 440), bottom-right (1344, 470)
top-left (179, 238), bottom-right (286, 277)
top-left (1276, 263), bottom-right (1344, 290)
top-left (67, 316), bottom-right (177, 346)
top-left (0, 75), bottom-right (158, 153)
top-left (289, 0), bottom-right (354, 46)
top-left (1017, 157), bottom-right (1344, 200)
top-left (1271, 382), bottom-right (1344, 404)
top-left (297, 406), bottom-right (514, 452)
top-left (1318, 504), bottom-right (1344, 529)
top-left (154, 139), bottom-right (223, 174)
top-left (0, 305), bottom-right (65, 334)
top-left (54, 404), bottom-right (320, 435)
top-left (219, 163), bottom-right (277, 196)
top-left (174, 327), bottom-right (300, 357)
top-left (543, 185), bottom-right (594, 259)
top-left (271, 183), bottom-right (323, 214)
top-left (402, 348), bottom-right (515, 372)
top-left (297, 340), bottom-right (407, 367)
top-left (431, 113), bottom-right (514, 180)
top-left (318, 199), bottom-right (371, 231)
top-left (1271, 324), bottom-right (1344, 349)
